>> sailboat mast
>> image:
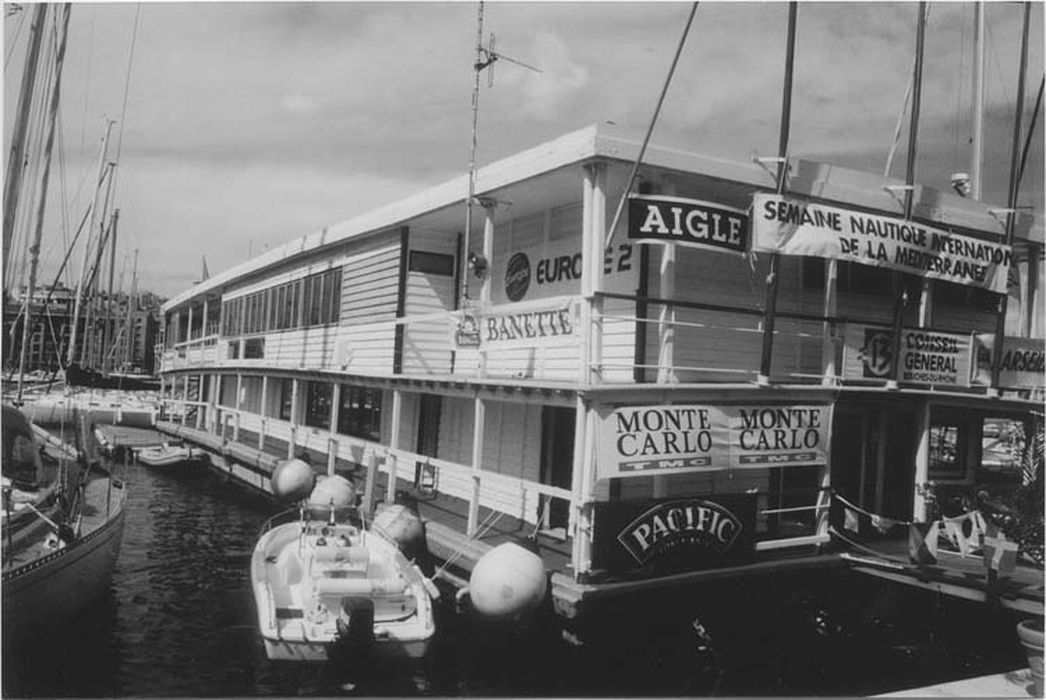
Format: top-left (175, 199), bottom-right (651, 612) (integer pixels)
top-left (17, 4), bottom-right (72, 403)
top-left (67, 121), bottom-right (115, 367)
top-left (2, 4), bottom-right (48, 297)
top-left (102, 209), bottom-right (119, 374)
top-left (757, 1), bottom-right (798, 383)
top-left (970, 2), bottom-right (985, 199)
top-left (990, 1), bottom-right (1031, 389)
top-left (888, 1), bottom-right (928, 386)
top-left (124, 248), bottom-right (138, 369)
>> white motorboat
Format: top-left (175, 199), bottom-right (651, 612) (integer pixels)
top-left (251, 476), bottom-right (437, 664)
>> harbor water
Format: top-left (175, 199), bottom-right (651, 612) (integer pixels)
top-left (2, 453), bottom-right (1031, 697)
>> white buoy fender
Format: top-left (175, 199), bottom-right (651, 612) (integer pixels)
top-left (373, 504), bottom-right (426, 556)
top-left (468, 541), bottom-right (548, 622)
top-left (270, 458), bottom-right (315, 502)
top-left (308, 474), bottom-right (357, 508)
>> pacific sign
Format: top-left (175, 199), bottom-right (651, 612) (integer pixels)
top-left (596, 403), bottom-right (833, 479)
top-left (592, 495), bottom-right (757, 573)
top-left (752, 193), bottom-right (1012, 293)
top-left (628, 194), bottom-right (748, 255)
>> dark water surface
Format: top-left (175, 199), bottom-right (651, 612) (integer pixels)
top-left (2, 459), bottom-right (1032, 697)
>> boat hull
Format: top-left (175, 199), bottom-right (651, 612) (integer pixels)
top-left (138, 447), bottom-right (201, 468)
top-left (260, 630), bottom-right (431, 662)
top-left (2, 500), bottom-right (126, 646)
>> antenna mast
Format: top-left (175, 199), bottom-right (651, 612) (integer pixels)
top-left (461, 2), bottom-right (540, 305)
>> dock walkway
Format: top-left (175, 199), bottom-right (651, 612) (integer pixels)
top-left (875, 668), bottom-right (1038, 697)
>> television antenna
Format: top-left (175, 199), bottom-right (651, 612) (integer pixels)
top-left (461, 1), bottom-right (541, 304)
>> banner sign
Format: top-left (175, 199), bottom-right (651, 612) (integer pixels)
top-left (842, 324), bottom-right (973, 386)
top-left (628, 194), bottom-right (747, 255)
top-left (451, 297), bottom-right (580, 350)
top-left (971, 334), bottom-right (1046, 389)
top-left (591, 494), bottom-right (757, 574)
top-left (751, 193), bottom-right (1012, 293)
top-left (595, 403), bottom-right (833, 479)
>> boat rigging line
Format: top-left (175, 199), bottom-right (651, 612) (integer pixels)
top-left (602, 1), bottom-right (698, 249)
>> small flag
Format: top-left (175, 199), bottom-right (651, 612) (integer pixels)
top-left (943, 520), bottom-right (970, 556)
top-left (908, 522), bottom-right (939, 565)
top-left (844, 507), bottom-right (860, 533)
top-left (982, 524), bottom-right (1019, 574)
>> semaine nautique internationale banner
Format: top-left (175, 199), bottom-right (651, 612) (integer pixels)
top-left (751, 193), bottom-right (1012, 293)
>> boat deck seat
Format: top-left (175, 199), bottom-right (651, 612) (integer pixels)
top-left (313, 576), bottom-right (407, 597)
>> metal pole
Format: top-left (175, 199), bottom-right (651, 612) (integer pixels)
top-left (757, 1), bottom-right (798, 383)
top-left (990, 1), bottom-right (1031, 391)
top-left (17, 5), bottom-right (72, 402)
top-left (888, 2), bottom-right (927, 387)
top-left (67, 122), bottom-right (115, 367)
top-left (2, 4), bottom-right (48, 290)
top-left (100, 207), bottom-right (118, 374)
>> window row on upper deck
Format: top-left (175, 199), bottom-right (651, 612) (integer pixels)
top-left (221, 268), bottom-right (342, 337)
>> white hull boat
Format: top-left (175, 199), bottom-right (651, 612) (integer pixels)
top-left (137, 444), bottom-right (203, 468)
top-left (251, 506), bottom-right (436, 663)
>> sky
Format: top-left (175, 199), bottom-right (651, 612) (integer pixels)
top-left (3, 1), bottom-right (1044, 300)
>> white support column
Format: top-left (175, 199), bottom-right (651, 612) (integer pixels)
top-left (467, 395), bottom-right (486, 536)
top-left (181, 375), bottom-right (189, 426)
top-left (590, 163), bottom-right (606, 383)
top-left (1023, 247), bottom-right (1040, 337)
top-left (328, 382), bottom-right (342, 477)
top-left (287, 378), bottom-right (299, 459)
top-left (386, 389), bottom-right (403, 505)
top-left (233, 373), bottom-right (243, 442)
top-left (656, 178), bottom-right (677, 386)
top-left (201, 298), bottom-right (209, 338)
top-left (874, 411), bottom-right (887, 514)
top-left (478, 203), bottom-right (496, 378)
top-left (580, 162), bottom-right (606, 384)
top-left (913, 401), bottom-right (931, 523)
top-left (258, 376), bottom-right (268, 450)
top-left (918, 279), bottom-right (933, 327)
top-left (821, 259), bottom-right (838, 383)
top-left (569, 395), bottom-right (593, 577)
top-left (187, 305), bottom-right (194, 342)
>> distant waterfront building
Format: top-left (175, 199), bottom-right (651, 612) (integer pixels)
top-left (2, 284), bottom-right (163, 375)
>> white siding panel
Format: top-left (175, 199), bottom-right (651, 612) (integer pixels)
top-left (342, 238), bottom-right (401, 325)
top-left (336, 324), bottom-right (396, 374)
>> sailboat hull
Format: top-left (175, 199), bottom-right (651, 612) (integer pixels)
top-left (1, 485), bottom-right (126, 647)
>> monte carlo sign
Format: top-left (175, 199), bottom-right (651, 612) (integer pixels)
top-left (752, 193), bottom-right (1012, 293)
top-left (596, 403), bottom-right (833, 480)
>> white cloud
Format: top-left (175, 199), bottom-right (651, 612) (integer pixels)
top-left (278, 94), bottom-right (318, 116)
top-left (506, 31), bottom-right (589, 122)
